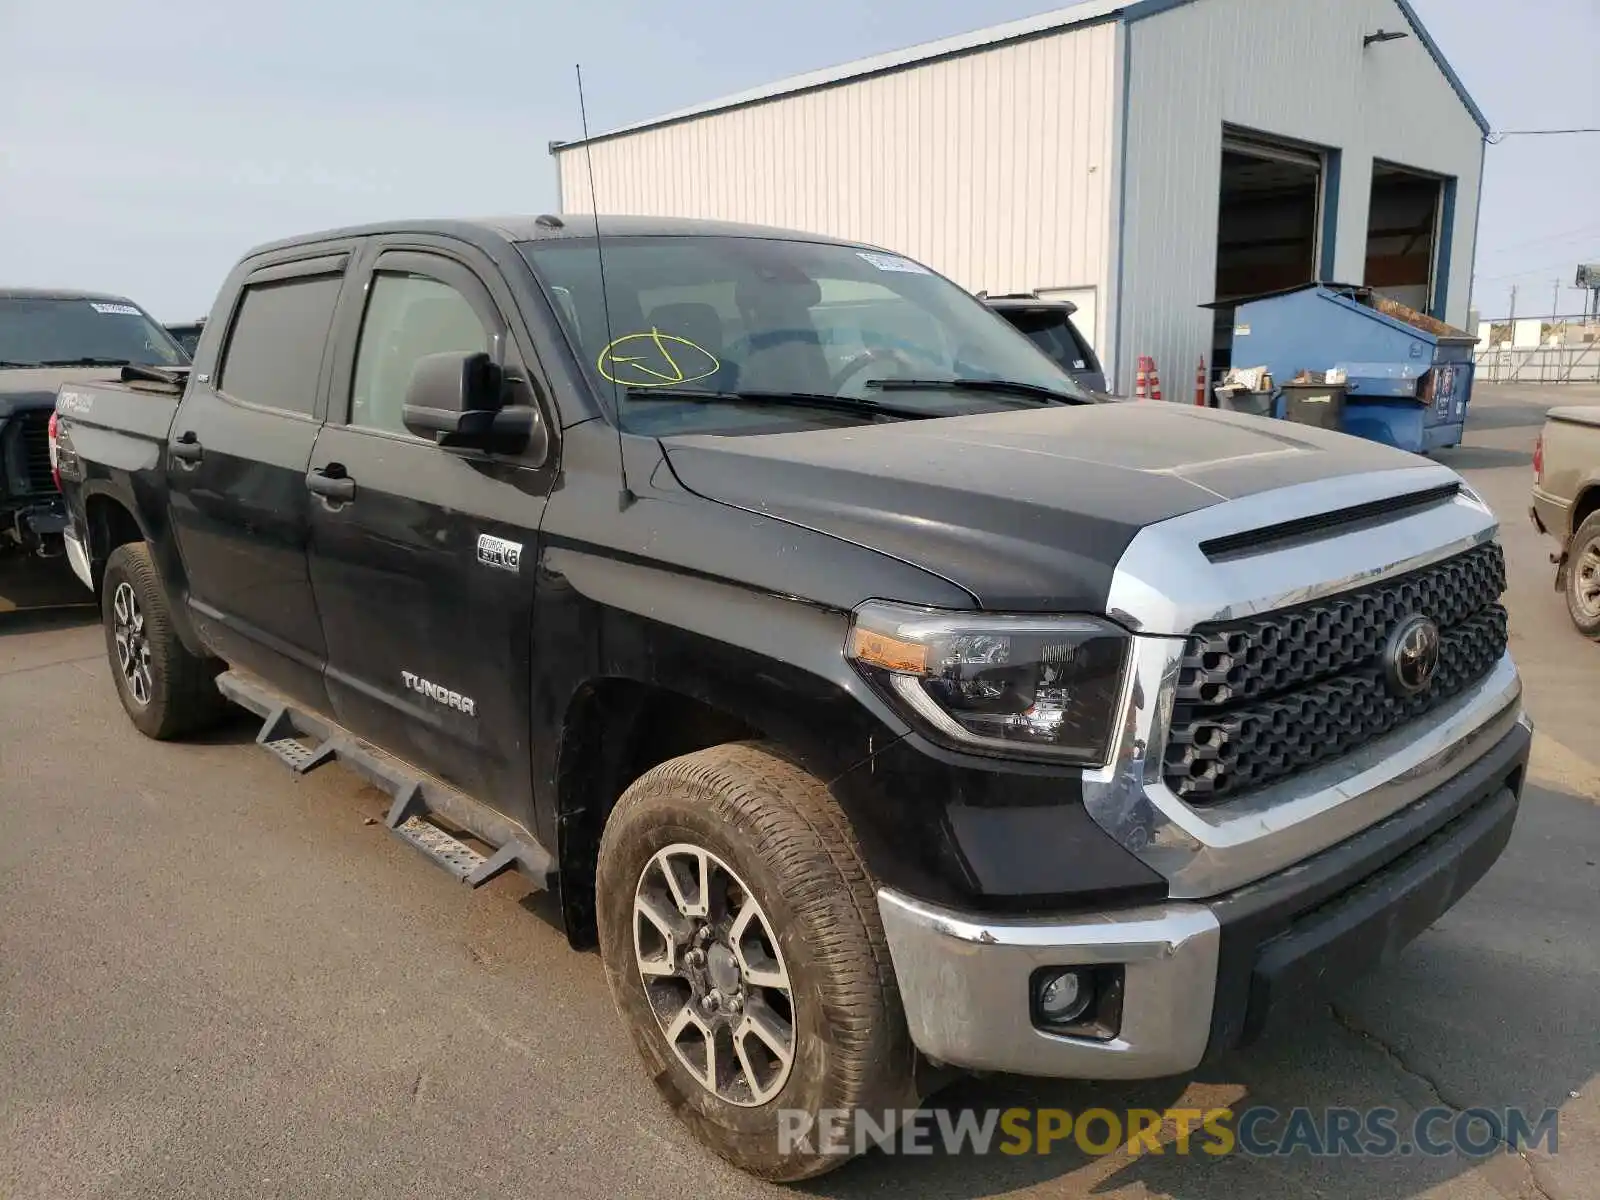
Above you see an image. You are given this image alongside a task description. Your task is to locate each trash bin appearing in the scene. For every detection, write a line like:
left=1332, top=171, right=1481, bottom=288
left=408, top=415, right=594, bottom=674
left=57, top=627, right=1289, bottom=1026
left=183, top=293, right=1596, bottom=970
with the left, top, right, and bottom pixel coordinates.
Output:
left=1217, top=283, right=1478, bottom=453
left=1280, top=382, right=1346, bottom=430
left=1214, top=386, right=1275, bottom=417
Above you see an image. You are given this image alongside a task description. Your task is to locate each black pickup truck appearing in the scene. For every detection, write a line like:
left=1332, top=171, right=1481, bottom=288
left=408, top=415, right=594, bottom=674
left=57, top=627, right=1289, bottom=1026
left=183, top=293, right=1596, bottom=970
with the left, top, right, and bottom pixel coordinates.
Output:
left=1, top=288, right=187, bottom=562
left=53, top=215, right=1529, bottom=1180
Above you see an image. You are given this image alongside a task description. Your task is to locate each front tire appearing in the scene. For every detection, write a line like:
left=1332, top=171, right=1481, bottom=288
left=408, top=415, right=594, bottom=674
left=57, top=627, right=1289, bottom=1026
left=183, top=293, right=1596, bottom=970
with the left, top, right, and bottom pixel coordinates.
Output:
left=1564, top=513, right=1600, bottom=639
left=596, top=742, right=917, bottom=1181
left=101, top=542, right=227, bottom=739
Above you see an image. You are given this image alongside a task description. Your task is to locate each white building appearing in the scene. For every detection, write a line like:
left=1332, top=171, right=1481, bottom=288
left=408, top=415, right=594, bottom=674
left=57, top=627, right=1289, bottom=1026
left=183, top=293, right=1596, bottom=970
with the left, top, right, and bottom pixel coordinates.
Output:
left=553, top=0, right=1487, bottom=393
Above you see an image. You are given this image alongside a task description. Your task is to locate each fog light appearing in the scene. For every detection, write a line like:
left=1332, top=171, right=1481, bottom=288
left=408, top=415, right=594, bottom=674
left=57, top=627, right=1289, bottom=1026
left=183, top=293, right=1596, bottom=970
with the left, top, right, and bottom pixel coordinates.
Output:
left=1036, top=968, right=1093, bottom=1025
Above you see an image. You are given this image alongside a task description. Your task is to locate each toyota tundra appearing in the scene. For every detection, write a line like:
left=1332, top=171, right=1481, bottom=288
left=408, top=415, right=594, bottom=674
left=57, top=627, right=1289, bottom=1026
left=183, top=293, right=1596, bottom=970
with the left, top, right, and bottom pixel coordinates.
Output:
left=52, top=215, right=1528, bottom=1180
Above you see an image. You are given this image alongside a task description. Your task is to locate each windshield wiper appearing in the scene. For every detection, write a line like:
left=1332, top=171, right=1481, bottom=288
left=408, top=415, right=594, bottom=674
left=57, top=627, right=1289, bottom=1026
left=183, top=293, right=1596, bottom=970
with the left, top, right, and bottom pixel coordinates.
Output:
left=622, top=387, right=937, bottom=421
left=866, top=377, right=1088, bottom=406
left=35, top=357, right=132, bottom=367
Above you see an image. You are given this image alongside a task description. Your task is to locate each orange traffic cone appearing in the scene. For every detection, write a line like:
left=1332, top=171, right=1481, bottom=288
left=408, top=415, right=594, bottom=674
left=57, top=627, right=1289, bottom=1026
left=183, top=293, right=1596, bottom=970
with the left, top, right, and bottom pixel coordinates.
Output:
left=1148, top=357, right=1163, bottom=403
left=1194, top=356, right=1208, bottom=406
left=1134, top=356, right=1150, bottom=401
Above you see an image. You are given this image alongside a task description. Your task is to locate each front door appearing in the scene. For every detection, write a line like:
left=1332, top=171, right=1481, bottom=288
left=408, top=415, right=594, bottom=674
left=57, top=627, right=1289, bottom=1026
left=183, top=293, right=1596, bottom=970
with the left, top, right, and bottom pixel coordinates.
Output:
left=305, top=245, right=555, bottom=826
left=167, top=252, right=351, bottom=710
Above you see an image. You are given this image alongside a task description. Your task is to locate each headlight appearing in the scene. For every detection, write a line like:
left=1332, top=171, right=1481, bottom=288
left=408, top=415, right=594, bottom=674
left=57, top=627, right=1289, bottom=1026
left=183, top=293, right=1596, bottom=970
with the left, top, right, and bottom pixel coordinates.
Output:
left=845, top=601, right=1130, bottom=766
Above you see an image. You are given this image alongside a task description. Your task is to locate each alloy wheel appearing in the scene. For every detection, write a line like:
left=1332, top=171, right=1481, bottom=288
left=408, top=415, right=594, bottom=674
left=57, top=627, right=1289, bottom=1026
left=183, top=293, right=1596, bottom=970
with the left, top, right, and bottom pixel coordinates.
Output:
left=112, top=581, right=153, bottom=707
left=632, top=842, right=796, bottom=1107
left=1577, top=540, right=1600, bottom=620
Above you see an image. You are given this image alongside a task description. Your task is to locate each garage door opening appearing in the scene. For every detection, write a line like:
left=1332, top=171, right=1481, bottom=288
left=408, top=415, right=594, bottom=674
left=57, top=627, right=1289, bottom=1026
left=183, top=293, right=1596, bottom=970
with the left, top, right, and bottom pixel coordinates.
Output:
left=1366, top=162, right=1445, bottom=315
left=1212, top=132, right=1325, bottom=372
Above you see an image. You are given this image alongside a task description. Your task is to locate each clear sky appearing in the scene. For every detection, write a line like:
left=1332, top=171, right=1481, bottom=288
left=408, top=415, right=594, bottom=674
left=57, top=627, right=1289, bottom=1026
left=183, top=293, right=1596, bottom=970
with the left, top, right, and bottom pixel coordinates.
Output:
left=1, top=0, right=1593, bottom=322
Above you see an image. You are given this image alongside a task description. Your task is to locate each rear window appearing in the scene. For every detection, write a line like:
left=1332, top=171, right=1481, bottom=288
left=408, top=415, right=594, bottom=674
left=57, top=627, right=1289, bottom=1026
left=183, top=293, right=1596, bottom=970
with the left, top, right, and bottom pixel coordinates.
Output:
left=218, top=274, right=343, bottom=415
left=1004, top=308, right=1095, bottom=372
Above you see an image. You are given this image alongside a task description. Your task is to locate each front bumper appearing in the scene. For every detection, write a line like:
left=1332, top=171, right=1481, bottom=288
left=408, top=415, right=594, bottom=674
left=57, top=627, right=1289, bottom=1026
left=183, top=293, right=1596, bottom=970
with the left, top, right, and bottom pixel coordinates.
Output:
left=878, top=712, right=1530, bottom=1079
left=3, top=496, right=65, bottom=554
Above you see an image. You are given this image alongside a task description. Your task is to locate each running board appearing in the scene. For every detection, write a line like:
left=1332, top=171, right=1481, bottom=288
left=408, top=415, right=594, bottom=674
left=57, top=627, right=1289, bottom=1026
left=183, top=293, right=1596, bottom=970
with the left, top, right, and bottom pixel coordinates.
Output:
left=217, top=671, right=555, bottom=892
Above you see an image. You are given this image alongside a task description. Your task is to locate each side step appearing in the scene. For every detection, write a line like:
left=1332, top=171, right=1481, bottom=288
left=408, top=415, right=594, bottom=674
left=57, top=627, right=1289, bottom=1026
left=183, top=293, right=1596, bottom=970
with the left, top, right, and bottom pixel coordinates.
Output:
left=218, top=671, right=555, bottom=892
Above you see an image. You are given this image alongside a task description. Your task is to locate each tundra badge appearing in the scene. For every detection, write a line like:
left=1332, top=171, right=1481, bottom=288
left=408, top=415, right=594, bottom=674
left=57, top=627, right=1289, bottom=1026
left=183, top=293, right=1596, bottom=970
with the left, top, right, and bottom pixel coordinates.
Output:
left=402, top=671, right=476, bottom=716
left=477, top=533, right=523, bottom=573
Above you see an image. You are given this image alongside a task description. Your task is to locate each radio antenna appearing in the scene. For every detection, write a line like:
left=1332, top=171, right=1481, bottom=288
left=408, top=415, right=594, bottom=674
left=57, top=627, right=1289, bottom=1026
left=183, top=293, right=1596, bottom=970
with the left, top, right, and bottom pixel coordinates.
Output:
left=576, top=63, right=633, bottom=509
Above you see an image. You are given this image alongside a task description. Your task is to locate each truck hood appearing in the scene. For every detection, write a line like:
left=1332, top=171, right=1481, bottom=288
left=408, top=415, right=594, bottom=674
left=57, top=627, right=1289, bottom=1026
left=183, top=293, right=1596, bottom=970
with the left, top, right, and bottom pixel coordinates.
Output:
left=662, top=403, right=1422, bottom=612
left=0, top=367, right=124, bottom=418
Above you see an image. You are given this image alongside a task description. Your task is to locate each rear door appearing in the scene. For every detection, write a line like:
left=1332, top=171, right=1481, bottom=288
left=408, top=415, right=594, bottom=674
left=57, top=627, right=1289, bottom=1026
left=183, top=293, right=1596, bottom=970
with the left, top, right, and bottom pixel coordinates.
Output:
left=167, top=251, right=352, bottom=710
left=306, top=241, right=557, bottom=823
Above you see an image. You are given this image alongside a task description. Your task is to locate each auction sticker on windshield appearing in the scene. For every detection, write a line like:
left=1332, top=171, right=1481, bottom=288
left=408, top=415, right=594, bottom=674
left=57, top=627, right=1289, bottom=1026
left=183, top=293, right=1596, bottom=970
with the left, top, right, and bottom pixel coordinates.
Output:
left=856, top=251, right=931, bottom=275
left=88, top=302, right=141, bottom=315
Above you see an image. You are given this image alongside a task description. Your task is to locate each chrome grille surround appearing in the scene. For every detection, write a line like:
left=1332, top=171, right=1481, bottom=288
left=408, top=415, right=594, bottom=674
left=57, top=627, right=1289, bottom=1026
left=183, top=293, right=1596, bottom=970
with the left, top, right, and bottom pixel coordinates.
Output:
left=1083, top=465, right=1525, bottom=900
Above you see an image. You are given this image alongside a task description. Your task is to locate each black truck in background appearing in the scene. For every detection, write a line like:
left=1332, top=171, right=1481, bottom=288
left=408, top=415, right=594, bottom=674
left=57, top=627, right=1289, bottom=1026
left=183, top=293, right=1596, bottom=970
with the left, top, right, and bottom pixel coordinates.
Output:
left=0, top=288, right=187, bottom=562
left=52, top=215, right=1529, bottom=1181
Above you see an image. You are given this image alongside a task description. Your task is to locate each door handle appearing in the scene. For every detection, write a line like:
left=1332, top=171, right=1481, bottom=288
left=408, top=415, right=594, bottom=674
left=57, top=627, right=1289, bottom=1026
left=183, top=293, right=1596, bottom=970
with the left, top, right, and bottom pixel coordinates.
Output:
left=306, top=467, right=356, bottom=502
left=170, top=432, right=203, bottom=463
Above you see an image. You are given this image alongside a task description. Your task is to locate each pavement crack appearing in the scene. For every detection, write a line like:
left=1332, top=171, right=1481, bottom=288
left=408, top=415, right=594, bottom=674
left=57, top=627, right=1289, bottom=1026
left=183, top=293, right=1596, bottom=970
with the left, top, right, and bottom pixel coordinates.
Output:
left=0, top=653, right=102, bottom=678
left=1330, top=1003, right=1560, bottom=1200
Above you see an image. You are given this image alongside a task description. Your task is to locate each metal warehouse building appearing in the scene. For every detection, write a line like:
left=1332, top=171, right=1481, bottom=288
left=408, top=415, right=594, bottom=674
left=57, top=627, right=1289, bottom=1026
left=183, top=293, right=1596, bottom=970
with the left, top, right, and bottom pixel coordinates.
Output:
left=553, top=0, right=1487, bottom=393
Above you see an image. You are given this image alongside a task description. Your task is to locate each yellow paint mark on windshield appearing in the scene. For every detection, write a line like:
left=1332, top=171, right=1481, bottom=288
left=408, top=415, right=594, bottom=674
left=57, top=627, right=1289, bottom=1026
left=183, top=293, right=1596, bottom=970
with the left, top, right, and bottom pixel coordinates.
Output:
left=598, top=328, right=720, bottom=388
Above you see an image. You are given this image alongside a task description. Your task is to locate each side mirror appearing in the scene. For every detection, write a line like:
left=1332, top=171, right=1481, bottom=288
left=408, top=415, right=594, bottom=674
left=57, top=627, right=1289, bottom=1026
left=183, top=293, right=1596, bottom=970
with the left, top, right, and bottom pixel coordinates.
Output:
left=402, top=351, right=500, bottom=427
left=401, top=351, right=539, bottom=455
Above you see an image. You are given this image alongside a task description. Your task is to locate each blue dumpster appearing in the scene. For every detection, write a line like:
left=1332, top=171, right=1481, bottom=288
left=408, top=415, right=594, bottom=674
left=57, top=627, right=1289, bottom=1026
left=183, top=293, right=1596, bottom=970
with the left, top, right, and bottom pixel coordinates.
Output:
left=1223, top=283, right=1478, bottom=453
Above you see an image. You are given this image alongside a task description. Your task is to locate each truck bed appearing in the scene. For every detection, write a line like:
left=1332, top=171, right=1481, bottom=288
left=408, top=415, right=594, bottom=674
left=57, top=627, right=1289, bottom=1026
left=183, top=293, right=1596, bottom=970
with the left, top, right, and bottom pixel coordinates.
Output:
left=52, top=369, right=188, bottom=604
left=56, top=370, right=185, bottom=443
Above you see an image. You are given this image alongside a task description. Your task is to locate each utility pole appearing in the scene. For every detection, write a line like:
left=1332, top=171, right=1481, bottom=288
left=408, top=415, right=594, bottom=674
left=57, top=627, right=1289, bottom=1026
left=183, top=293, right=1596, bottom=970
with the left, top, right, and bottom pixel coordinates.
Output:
left=1553, top=279, right=1562, bottom=321
left=1509, top=284, right=1518, bottom=323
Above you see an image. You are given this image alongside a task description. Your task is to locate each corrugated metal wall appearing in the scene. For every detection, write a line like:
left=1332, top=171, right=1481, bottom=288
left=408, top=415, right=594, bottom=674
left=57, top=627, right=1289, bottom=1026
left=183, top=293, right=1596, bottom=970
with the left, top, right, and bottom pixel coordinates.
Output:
left=1119, top=0, right=1484, bottom=395
left=557, top=22, right=1120, bottom=353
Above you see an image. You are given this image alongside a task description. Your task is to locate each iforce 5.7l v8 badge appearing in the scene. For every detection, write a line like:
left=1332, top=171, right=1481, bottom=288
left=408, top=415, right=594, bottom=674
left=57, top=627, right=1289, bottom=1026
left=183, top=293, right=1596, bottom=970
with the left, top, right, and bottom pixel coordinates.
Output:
left=477, top=533, right=523, bottom=573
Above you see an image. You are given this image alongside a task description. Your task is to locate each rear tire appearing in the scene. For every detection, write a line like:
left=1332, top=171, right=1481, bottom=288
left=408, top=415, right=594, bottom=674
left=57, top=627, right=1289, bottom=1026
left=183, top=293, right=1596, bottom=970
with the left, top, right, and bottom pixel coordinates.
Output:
left=1564, top=513, right=1600, bottom=640
left=596, top=741, right=918, bottom=1181
left=101, top=543, right=227, bottom=739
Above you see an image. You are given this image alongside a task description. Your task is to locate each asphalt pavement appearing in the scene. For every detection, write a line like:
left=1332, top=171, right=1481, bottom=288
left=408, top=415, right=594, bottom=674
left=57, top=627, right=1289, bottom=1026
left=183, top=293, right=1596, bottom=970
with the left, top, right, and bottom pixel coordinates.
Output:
left=2, top=383, right=1597, bottom=1199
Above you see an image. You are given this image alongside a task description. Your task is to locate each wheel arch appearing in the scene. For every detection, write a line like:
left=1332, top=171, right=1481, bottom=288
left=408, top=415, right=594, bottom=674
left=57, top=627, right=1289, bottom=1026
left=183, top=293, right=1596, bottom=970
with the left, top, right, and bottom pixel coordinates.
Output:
left=547, top=646, right=908, bottom=950
left=1570, top=482, right=1600, bottom=542
left=82, top=489, right=146, bottom=593
left=79, top=482, right=205, bottom=656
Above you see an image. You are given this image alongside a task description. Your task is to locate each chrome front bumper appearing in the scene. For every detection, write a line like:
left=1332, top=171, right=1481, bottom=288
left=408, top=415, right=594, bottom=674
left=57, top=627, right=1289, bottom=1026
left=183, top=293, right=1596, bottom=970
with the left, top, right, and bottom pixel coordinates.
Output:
left=877, top=891, right=1220, bottom=1079
left=879, top=706, right=1532, bottom=1079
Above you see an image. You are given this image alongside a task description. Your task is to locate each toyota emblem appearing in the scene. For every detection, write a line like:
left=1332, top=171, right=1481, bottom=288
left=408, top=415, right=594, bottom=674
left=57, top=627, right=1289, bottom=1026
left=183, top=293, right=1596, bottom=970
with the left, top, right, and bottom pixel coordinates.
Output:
left=1383, top=615, right=1441, bottom=697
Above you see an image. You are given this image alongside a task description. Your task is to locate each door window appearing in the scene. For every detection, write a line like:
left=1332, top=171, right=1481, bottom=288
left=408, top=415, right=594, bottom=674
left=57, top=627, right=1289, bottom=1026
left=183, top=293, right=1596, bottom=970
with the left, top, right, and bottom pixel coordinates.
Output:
left=218, top=274, right=343, bottom=415
left=350, top=273, right=491, bottom=436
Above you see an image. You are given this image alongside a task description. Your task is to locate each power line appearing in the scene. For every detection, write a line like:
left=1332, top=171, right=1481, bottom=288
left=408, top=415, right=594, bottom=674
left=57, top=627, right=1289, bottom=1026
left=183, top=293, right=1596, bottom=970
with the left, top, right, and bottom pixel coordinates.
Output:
left=1487, top=127, right=1600, bottom=143
left=1478, top=223, right=1600, bottom=257
left=1475, top=261, right=1581, bottom=284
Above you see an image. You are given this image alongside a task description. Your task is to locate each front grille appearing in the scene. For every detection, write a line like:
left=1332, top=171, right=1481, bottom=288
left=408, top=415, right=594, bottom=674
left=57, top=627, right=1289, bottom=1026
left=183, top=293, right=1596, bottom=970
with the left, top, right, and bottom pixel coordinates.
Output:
left=1164, top=544, right=1507, bottom=804
left=16, top=411, right=54, bottom=494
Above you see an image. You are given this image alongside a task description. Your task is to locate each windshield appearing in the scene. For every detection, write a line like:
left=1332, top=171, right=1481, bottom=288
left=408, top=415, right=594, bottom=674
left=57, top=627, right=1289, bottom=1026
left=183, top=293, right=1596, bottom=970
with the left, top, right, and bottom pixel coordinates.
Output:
left=0, top=297, right=188, bottom=368
left=520, top=236, right=1087, bottom=434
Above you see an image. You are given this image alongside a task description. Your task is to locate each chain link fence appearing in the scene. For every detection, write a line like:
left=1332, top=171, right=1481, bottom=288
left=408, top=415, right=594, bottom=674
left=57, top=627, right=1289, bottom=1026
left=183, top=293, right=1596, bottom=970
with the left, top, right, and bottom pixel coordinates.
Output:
left=1473, top=314, right=1600, bottom=383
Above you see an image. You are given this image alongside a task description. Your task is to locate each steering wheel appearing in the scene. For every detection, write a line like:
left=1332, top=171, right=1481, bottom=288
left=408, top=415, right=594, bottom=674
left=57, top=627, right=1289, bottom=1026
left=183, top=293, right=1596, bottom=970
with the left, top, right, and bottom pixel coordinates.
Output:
left=830, top=345, right=919, bottom=395
left=720, top=327, right=820, bottom=365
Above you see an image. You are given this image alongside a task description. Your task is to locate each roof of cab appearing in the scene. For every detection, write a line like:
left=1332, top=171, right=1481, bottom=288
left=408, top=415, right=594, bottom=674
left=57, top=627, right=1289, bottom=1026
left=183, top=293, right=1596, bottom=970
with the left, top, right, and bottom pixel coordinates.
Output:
left=245, top=214, right=872, bottom=259
left=0, top=286, right=139, bottom=304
